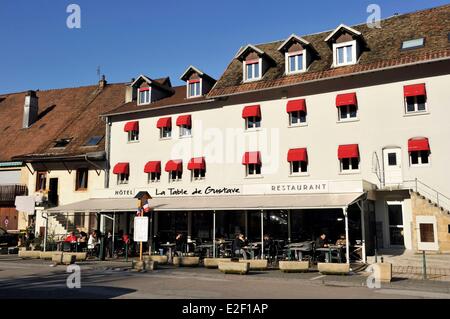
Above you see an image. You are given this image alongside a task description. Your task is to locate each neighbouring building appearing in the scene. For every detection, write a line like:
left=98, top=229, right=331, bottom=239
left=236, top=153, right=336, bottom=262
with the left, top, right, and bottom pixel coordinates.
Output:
left=43, top=5, right=450, bottom=259
left=0, top=77, right=125, bottom=239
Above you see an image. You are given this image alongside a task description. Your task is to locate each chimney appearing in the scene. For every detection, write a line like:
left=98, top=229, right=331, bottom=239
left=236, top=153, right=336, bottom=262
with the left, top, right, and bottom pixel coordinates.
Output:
left=98, top=74, right=107, bottom=90
left=23, top=90, right=39, bottom=128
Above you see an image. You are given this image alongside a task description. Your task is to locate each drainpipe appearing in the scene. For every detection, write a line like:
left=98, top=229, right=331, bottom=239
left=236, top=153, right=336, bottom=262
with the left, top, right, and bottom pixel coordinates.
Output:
left=104, top=116, right=112, bottom=188
left=343, top=207, right=350, bottom=266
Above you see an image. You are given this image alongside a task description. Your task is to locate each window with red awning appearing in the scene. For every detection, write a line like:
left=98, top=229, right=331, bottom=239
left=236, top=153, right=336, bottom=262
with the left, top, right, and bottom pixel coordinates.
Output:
left=336, top=93, right=357, bottom=107
left=286, top=99, right=306, bottom=113
left=165, top=160, right=183, bottom=172
left=242, top=152, right=261, bottom=165
left=144, top=161, right=161, bottom=173
left=187, top=157, right=206, bottom=170
left=113, top=162, right=129, bottom=174
left=404, top=84, right=426, bottom=97
left=287, top=148, right=308, bottom=162
left=338, top=144, right=359, bottom=159
left=156, top=117, right=172, bottom=128
left=408, top=138, right=430, bottom=152
left=176, top=115, right=192, bottom=127
left=242, top=105, right=261, bottom=118
left=124, top=121, right=139, bottom=132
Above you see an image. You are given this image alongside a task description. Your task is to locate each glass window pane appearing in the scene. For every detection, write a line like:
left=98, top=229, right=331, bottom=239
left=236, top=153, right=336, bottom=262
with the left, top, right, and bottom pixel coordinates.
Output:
left=290, top=112, right=299, bottom=124
left=337, top=47, right=344, bottom=64
left=388, top=153, right=397, bottom=166
left=299, top=111, right=306, bottom=123
left=417, top=95, right=426, bottom=111
left=292, top=161, right=300, bottom=173
left=342, top=158, right=350, bottom=170
left=247, top=64, right=253, bottom=79
left=254, top=63, right=260, bottom=78
left=340, top=106, right=348, bottom=119
left=349, top=105, right=357, bottom=118
left=346, top=45, right=353, bottom=62
left=255, top=164, right=261, bottom=174
left=300, top=161, right=307, bottom=172
left=420, top=151, right=429, bottom=164
left=289, top=56, right=296, bottom=72
left=406, top=97, right=415, bottom=112
left=297, top=54, right=303, bottom=70
left=410, top=151, right=419, bottom=164
left=351, top=157, right=359, bottom=170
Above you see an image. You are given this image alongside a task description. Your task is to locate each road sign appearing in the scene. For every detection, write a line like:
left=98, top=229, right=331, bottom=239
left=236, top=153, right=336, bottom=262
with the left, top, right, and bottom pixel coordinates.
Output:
left=133, top=216, right=148, bottom=242
left=4, top=217, right=9, bottom=226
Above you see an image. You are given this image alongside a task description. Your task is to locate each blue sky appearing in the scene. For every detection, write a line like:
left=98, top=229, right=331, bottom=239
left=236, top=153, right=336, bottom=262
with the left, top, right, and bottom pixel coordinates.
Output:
left=0, top=0, right=448, bottom=94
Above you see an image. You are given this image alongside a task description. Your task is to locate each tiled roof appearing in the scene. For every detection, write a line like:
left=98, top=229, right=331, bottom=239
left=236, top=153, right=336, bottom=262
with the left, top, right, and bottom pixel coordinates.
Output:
left=208, top=5, right=450, bottom=97
left=102, top=85, right=211, bottom=117
left=0, top=83, right=125, bottom=162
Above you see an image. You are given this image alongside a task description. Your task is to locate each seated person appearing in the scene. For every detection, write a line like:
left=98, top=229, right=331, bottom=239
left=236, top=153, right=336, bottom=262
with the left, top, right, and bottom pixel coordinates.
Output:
left=315, top=233, right=329, bottom=248
left=232, top=233, right=249, bottom=260
left=335, top=234, right=347, bottom=247
left=65, top=231, right=78, bottom=252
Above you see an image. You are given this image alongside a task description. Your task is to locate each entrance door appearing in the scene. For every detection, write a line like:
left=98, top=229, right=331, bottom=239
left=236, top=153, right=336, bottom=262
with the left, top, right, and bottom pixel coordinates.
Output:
left=383, top=147, right=403, bottom=186
left=48, top=178, right=59, bottom=207
left=387, top=202, right=404, bottom=247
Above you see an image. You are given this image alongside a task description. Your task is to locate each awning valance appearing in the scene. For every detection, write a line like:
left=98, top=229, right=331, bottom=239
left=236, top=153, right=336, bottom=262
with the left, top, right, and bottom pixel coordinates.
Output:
left=176, top=115, right=191, bottom=127
left=286, top=99, right=306, bottom=113
left=124, top=121, right=139, bottom=132
left=336, top=93, right=357, bottom=107
left=242, top=151, right=261, bottom=165
left=165, top=160, right=183, bottom=172
left=144, top=161, right=161, bottom=173
left=242, top=105, right=261, bottom=118
left=156, top=117, right=172, bottom=128
left=287, top=148, right=308, bottom=162
left=404, top=84, right=426, bottom=97
left=338, top=144, right=359, bottom=159
left=187, top=157, right=206, bottom=170
left=113, top=162, right=129, bottom=175
left=408, top=138, right=430, bottom=152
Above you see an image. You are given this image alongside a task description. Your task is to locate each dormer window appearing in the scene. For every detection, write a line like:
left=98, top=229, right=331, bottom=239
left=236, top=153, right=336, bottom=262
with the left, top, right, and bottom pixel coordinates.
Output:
left=244, top=59, right=261, bottom=81
left=287, top=52, right=305, bottom=73
left=325, top=25, right=364, bottom=68
left=138, top=88, right=150, bottom=105
left=278, top=35, right=316, bottom=76
left=181, top=66, right=216, bottom=99
left=334, top=40, right=356, bottom=67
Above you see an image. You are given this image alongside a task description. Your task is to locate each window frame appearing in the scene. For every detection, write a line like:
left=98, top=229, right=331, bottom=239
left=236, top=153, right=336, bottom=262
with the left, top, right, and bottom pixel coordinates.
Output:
left=138, top=88, right=151, bottom=105
left=404, top=95, right=427, bottom=114
left=340, top=157, right=360, bottom=173
left=245, top=116, right=261, bottom=130
left=35, top=171, right=47, bottom=191
left=337, top=104, right=358, bottom=122
left=243, top=58, right=262, bottom=82
left=187, top=80, right=202, bottom=98
left=285, top=51, right=306, bottom=74
left=333, top=40, right=357, bottom=67
left=75, top=168, right=89, bottom=191
left=148, top=172, right=161, bottom=183
left=117, top=173, right=129, bottom=185
left=245, top=163, right=262, bottom=177
left=288, top=110, right=307, bottom=126
left=290, top=160, right=308, bottom=176
left=127, top=130, right=139, bottom=142
left=179, top=124, right=192, bottom=137
left=191, top=168, right=206, bottom=181
left=409, top=150, right=431, bottom=167
left=168, top=170, right=183, bottom=183
left=160, top=126, right=172, bottom=139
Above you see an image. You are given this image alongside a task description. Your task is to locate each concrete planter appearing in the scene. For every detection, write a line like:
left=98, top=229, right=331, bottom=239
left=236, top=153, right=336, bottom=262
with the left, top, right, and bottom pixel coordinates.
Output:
left=279, top=261, right=310, bottom=273
left=238, top=259, right=268, bottom=270
left=318, top=263, right=350, bottom=275
left=374, top=262, right=392, bottom=282
left=180, top=256, right=200, bottom=267
left=204, top=258, right=232, bottom=268
left=52, top=253, right=63, bottom=264
left=71, top=252, right=87, bottom=261
left=132, top=260, right=146, bottom=271
left=18, top=250, right=41, bottom=259
left=219, top=262, right=249, bottom=275
left=62, top=254, right=76, bottom=265
left=144, top=260, right=156, bottom=271
left=149, top=255, right=168, bottom=265
left=40, top=251, right=62, bottom=260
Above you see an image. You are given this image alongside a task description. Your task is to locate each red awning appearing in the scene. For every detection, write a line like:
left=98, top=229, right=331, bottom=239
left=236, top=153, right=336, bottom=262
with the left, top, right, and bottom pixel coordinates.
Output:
left=246, top=59, right=259, bottom=65
left=165, top=160, right=183, bottom=172
left=404, top=84, right=426, bottom=97
left=242, top=152, right=261, bottom=165
left=156, top=117, right=172, bottom=128
left=242, top=105, right=261, bottom=118
left=408, top=138, right=430, bottom=152
left=338, top=144, right=359, bottom=159
left=113, top=162, right=129, bottom=175
left=287, top=148, right=308, bottom=162
left=139, top=87, right=150, bottom=91
left=188, top=79, right=200, bottom=84
left=336, top=93, right=357, bottom=107
left=176, top=115, right=192, bottom=127
left=144, top=161, right=161, bottom=173
left=123, top=121, right=139, bottom=132
left=187, top=157, right=206, bottom=170
left=286, top=99, right=306, bottom=113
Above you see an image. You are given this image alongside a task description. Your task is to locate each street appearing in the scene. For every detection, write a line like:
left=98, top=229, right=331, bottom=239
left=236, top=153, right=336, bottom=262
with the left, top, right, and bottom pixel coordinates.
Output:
left=0, top=256, right=449, bottom=299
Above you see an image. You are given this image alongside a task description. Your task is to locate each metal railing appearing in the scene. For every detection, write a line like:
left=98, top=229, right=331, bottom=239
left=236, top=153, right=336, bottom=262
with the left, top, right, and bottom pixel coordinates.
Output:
left=0, top=184, right=28, bottom=202
left=403, top=178, right=450, bottom=212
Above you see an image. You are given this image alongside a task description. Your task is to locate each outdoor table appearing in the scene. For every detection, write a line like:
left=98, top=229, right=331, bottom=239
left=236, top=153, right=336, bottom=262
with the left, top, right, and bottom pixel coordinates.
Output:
left=161, top=243, right=176, bottom=263
left=316, top=246, right=343, bottom=263
left=196, top=244, right=214, bottom=257
left=285, top=242, right=314, bottom=261
left=243, top=243, right=259, bottom=259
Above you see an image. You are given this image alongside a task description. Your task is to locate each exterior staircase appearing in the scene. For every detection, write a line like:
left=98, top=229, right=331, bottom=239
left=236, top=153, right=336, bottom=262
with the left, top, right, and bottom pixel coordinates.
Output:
left=52, top=213, right=77, bottom=233
left=403, top=179, right=450, bottom=215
